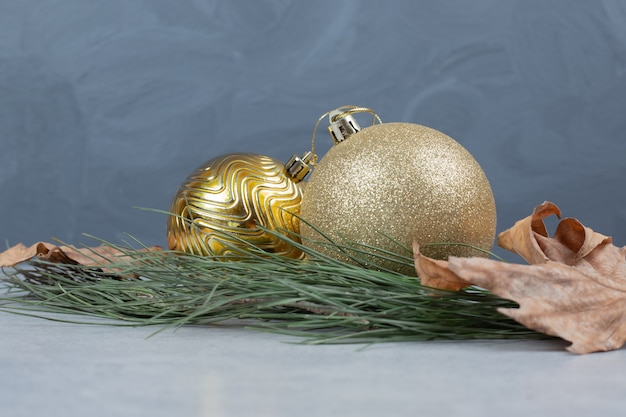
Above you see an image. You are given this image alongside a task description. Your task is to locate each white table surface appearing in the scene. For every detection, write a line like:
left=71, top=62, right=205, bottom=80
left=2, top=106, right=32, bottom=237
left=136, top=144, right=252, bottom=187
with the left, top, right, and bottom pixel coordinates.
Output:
left=1, top=307, right=625, bottom=417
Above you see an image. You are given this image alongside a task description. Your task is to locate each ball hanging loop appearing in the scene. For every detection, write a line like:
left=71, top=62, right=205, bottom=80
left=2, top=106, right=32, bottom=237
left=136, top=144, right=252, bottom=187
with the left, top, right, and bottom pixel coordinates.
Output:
left=309, top=105, right=383, bottom=164
left=328, top=110, right=362, bottom=143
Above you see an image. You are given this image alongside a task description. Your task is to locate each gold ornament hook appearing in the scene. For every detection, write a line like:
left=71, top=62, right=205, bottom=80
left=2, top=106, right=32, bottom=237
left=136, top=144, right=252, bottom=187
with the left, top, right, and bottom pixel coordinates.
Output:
left=309, top=105, right=382, bottom=166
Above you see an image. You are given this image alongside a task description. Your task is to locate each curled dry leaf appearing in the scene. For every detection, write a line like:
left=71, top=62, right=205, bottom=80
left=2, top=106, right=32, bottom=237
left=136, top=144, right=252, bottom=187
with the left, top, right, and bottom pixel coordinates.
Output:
left=498, top=201, right=613, bottom=267
left=0, top=242, right=163, bottom=276
left=414, top=201, right=626, bottom=354
left=413, top=241, right=470, bottom=291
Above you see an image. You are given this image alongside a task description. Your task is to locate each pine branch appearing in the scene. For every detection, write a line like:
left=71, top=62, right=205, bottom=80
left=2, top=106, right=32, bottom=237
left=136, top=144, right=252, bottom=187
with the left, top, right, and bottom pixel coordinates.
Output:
left=0, top=234, right=548, bottom=343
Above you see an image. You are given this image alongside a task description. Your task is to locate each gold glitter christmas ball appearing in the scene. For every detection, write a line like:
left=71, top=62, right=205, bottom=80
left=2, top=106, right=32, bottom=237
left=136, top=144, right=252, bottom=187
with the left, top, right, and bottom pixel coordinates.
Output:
left=299, top=122, right=496, bottom=275
left=167, top=153, right=308, bottom=259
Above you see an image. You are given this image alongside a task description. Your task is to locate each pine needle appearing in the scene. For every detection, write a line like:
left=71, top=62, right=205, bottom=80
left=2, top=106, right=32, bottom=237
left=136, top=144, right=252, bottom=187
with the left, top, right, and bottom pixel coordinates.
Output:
left=0, top=227, right=548, bottom=344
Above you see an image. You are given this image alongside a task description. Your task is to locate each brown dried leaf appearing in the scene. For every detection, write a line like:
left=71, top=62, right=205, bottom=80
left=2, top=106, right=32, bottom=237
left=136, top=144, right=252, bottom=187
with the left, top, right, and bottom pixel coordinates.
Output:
left=412, top=242, right=470, bottom=291
left=447, top=257, right=626, bottom=354
left=0, top=241, right=163, bottom=273
left=497, top=201, right=561, bottom=264
left=498, top=200, right=612, bottom=265
left=0, top=243, right=43, bottom=267
left=413, top=201, right=626, bottom=354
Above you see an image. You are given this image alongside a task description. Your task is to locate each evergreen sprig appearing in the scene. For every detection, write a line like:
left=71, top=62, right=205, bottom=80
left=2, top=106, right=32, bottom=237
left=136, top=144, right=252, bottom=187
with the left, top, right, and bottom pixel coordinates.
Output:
left=0, top=228, right=547, bottom=343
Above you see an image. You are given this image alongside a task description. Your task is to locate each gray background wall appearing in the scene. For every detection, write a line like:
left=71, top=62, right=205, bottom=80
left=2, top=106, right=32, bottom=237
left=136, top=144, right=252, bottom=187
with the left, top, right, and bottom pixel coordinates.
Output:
left=1, top=1, right=625, bottom=256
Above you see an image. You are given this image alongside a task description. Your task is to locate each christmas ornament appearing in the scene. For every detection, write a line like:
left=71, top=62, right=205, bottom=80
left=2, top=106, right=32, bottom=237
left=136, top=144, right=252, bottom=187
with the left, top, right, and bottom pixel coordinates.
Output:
left=6, top=201, right=623, bottom=354
left=167, top=152, right=312, bottom=259
left=299, top=106, right=497, bottom=275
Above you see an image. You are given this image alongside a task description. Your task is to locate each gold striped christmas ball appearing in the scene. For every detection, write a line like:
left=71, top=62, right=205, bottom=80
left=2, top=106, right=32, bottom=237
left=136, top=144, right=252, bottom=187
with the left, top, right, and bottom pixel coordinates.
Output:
left=167, top=153, right=305, bottom=259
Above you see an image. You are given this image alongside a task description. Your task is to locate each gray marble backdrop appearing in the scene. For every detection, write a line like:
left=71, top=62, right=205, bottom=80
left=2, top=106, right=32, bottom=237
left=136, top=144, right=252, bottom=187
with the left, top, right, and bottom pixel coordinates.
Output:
left=1, top=1, right=625, bottom=257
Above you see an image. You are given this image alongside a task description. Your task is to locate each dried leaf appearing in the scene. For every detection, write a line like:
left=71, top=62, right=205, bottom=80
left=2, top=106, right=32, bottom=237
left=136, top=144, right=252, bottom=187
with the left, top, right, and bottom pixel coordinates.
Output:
left=0, top=241, right=163, bottom=272
left=413, top=201, right=626, bottom=354
left=498, top=200, right=612, bottom=266
left=0, top=243, right=42, bottom=267
left=446, top=257, right=626, bottom=354
left=412, top=242, right=470, bottom=291
left=497, top=201, right=561, bottom=264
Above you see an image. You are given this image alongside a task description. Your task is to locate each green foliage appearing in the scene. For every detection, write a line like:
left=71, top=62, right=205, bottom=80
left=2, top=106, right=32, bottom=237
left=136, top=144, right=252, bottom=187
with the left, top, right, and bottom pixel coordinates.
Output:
left=0, top=229, right=546, bottom=343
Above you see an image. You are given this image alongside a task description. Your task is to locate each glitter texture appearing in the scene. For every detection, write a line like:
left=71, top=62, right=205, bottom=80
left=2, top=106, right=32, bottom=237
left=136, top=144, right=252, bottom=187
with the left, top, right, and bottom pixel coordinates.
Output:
left=300, top=123, right=497, bottom=275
